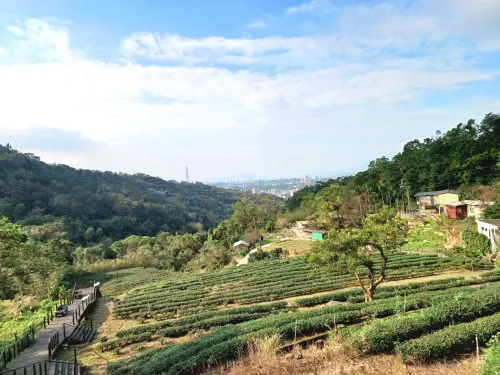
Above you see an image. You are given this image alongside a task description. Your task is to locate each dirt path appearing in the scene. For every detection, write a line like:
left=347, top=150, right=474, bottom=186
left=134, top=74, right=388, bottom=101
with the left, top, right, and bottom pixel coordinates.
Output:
left=279, top=269, right=489, bottom=304
left=236, top=245, right=271, bottom=266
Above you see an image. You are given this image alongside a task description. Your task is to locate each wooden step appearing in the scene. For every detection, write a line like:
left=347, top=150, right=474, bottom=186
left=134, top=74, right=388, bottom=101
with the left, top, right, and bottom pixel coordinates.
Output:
left=67, top=326, right=94, bottom=344
left=50, top=360, right=80, bottom=375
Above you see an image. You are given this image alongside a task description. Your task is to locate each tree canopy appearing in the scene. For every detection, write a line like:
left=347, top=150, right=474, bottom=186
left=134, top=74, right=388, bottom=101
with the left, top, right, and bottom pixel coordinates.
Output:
left=0, top=217, right=65, bottom=299
left=288, top=113, right=500, bottom=219
left=309, top=209, right=409, bottom=301
left=0, top=144, right=256, bottom=245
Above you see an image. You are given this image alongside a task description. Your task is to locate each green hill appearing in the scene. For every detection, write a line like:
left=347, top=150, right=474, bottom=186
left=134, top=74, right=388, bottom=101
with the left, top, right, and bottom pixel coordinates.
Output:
left=0, top=144, right=240, bottom=245
left=287, top=113, right=500, bottom=214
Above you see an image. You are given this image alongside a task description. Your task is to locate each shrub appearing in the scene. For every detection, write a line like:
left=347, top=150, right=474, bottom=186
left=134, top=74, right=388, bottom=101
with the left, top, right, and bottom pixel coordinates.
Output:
left=248, top=250, right=269, bottom=262
left=349, top=285, right=500, bottom=353
left=398, top=312, right=500, bottom=362
left=483, top=202, right=500, bottom=219
left=462, top=228, right=490, bottom=256
left=483, top=333, right=500, bottom=375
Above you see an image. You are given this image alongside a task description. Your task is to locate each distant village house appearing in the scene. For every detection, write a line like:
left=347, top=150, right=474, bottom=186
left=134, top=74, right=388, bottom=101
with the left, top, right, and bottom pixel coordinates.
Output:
left=445, top=200, right=494, bottom=220
left=301, top=228, right=327, bottom=240
left=233, top=240, right=249, bottom=251
left=414, top=189, right=460, bottom=215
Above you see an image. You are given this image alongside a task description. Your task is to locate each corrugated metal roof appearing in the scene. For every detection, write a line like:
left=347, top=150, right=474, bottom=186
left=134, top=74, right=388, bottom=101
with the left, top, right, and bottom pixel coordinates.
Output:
left=446, top=200, right=494, bottom=207
left=414, top=189, right=460, bottom=197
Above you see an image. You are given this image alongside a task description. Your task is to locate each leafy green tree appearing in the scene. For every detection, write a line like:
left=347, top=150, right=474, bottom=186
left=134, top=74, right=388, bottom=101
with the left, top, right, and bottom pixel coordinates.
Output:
left=193, top=241, right=231, bottom=271
left=0, top=216, right=64, bottom=299
left=483, top=203, right=500, bottom=219
left=309, top=209, right=408, bottom=301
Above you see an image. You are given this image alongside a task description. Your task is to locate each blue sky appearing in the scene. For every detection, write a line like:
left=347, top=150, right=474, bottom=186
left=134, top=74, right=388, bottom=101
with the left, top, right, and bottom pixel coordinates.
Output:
left=0, top=0, right=499, bottom=181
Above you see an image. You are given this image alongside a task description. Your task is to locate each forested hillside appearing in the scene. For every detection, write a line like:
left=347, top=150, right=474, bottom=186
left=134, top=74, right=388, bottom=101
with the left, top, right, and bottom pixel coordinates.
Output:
left=287, top=113, right=500, bottom=215
left=0, top=144, right=241, bottom=245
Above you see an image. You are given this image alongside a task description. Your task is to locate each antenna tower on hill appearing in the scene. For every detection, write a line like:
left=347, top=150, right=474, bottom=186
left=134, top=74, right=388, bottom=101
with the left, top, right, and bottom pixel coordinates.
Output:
left=186, top=166, right=189, bottom=183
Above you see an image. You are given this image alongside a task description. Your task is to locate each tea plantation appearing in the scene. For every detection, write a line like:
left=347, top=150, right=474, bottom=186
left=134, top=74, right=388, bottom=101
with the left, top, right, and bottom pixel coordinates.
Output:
left=80, top=251, right=500, bottom=375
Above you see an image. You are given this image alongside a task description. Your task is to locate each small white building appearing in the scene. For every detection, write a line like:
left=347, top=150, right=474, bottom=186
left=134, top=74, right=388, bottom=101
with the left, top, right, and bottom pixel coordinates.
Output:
left=233, top=240, right=250, bottom=251
left=477, top=219, right=500, bottom=252
left=463, top=200, right=495, bottom=218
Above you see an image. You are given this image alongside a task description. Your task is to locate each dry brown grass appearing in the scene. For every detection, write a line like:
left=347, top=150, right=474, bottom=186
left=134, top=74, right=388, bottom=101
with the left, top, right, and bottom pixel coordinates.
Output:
left=268, top=240, right=313, bottom=257
left=207, top=339, right=481, bottom=375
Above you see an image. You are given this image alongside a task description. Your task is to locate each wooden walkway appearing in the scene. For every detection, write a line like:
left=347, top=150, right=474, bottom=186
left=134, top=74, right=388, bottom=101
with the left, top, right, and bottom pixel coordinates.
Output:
left=5, top=287, right=95, bottom=372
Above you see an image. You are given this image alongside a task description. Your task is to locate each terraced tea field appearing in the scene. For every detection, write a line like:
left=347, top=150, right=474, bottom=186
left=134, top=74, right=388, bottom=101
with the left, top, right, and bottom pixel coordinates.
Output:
left=111, top=252, right=483, bottom=319
left=78, top=252, right=498, bottom=375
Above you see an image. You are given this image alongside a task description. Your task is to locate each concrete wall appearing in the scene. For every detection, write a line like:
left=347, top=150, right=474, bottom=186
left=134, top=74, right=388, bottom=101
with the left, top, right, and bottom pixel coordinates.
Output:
left=436, top=193, right=460, bottom=205
left=477, top=221, right=499, bottom=251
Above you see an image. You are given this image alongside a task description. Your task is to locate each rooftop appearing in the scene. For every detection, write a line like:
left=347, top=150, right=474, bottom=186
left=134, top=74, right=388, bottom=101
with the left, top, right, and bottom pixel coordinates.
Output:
left=477, top=219, right=500, bottom=227
left=414, top=189, right=460, bottom=197
left=446, top=200, right=495, bottom=207
left=302, top=228, right=328, bottom=234
left=233, top=240, right=249, bottom=247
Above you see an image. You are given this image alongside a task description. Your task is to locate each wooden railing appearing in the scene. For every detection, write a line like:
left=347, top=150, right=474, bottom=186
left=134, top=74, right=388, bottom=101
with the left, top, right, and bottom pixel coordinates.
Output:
left=71, top=286, right=99, bottom=326
left=0, top=327, right=35, bottom=372
left=0, top=284, right=85, bottom=371
left=0, top=302, right=59, bottom=372
left=0, top=359, right=80, bottom=375
left=49, top=287, right=100, bottom=360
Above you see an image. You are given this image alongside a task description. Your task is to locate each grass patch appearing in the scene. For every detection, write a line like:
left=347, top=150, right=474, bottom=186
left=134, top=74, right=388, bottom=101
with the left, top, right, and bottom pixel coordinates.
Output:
left=483, top=333, right=500, bottom=375
left=402, top=223, right=447, bottom=253
left=0, top=298, right=57, bottom=348
left=267, top=240, right=312, bottom=257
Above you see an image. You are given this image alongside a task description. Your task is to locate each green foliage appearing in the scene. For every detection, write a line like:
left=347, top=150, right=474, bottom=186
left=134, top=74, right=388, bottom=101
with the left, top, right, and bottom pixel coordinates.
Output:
left=0, top=144, right=251, bottom=245
left=483, top=333, right=500, bottom=375
left=398, top=312, right=500, bottom=362
left=462, top=228, right=491, bottom=256
left=191, top=241, right=232, bottom=271
left=212, top=198, right=281, bottom=248
left=108, top=283, right=500, bottom=375
left=109, top=251, right=486, bottom=319
left=483, top=202, right=500, bottom=219
left=295, top=274, right=500, bottom=307
left=309, top=209, right=409, bottom=301
left=248, top=250, right=269, bottom=262
left=0, top=298, right=57, bottom=348
left=248, top=248, right=288, bottom=262
left=348, top=285, right=500, bottom=354
left=288, top=114, right=500, bottom=213
left=0, top=217, right=66, bottom=299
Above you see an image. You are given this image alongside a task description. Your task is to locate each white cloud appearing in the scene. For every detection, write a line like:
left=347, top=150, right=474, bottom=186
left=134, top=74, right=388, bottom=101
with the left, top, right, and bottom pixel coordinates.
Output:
left=119, top=33, right=302, bottom=64
left=1, top=2, right=499, bottom=180
left=5, top=18, right=77, bottom=62
left=286, top=0, right=335, bottom=15
left=246, top=21, right=267, bottom=29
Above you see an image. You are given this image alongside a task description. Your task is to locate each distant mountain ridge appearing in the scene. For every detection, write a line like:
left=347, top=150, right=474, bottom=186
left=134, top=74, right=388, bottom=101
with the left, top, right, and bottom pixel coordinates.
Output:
left=0, top=144, right=242, bottom=244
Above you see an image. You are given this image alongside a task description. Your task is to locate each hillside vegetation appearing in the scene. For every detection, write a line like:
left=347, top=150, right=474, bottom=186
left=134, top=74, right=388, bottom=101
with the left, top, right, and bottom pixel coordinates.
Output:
left=286, top=113, right=500, bottom=228
left=0, top=143, right=244, bottom=245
